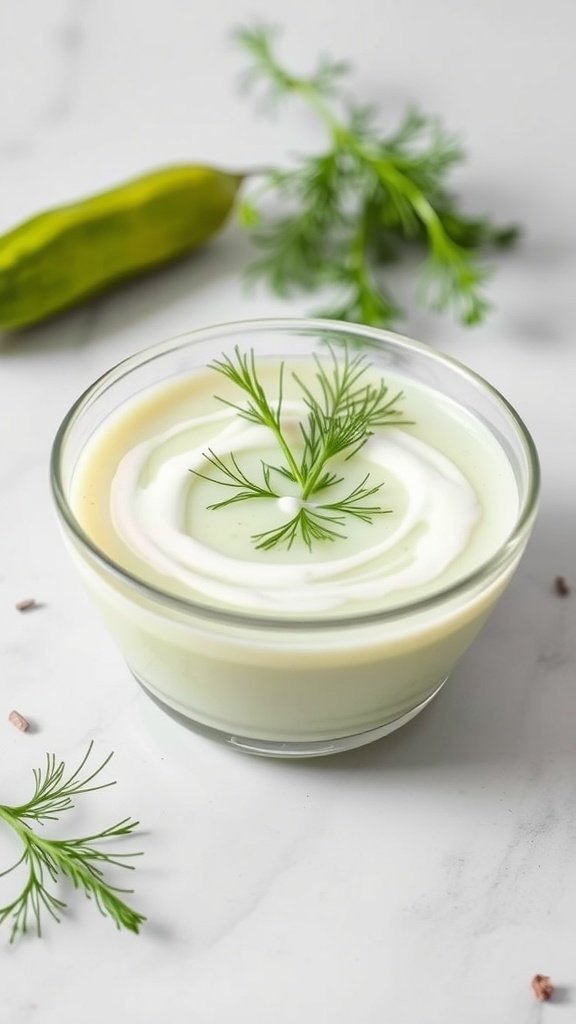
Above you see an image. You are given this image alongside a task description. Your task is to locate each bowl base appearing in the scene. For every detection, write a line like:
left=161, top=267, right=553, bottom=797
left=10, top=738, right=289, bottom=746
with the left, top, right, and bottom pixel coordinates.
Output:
left=132, top=672, right=448, bottom=758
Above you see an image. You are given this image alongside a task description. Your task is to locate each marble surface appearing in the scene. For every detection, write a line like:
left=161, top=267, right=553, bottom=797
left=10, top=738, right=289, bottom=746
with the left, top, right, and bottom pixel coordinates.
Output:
left=1, top=1, right=575, bottom=1020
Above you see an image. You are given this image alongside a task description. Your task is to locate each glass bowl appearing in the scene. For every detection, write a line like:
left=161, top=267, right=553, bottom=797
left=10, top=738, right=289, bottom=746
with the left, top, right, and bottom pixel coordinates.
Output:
left=50, top=319, right=540, bottom=757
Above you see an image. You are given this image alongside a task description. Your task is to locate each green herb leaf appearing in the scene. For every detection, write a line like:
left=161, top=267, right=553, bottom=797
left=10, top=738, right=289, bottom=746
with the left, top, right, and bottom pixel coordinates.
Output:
left=0, top=743, right=145, bottom=942
left=235, top=24, right=518, bottom=328
left=192, top=346, right=408, bottom=551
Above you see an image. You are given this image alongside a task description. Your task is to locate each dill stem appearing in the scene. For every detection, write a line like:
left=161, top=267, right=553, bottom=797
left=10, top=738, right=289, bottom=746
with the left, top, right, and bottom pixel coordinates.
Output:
left=374, top=157, right=456, bottom=257
left=0, top=804, right=22, bottom=837
left=257, top=366, right=304, bottom=488
left=266, top=414, right=305, bottom=489
left=284, top=71, right=465, bottom=284
left=301, top=463, right=327, bottom=500
left=293, top=80, right=342, bottom=137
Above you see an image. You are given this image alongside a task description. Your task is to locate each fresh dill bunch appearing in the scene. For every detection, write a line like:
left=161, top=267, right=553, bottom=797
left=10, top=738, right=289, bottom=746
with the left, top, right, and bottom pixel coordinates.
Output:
left=235, top=25, right=518, bottom=328
left=192, top=346, right=408, bottom=551
left=0, top=742, right=145, bottom=942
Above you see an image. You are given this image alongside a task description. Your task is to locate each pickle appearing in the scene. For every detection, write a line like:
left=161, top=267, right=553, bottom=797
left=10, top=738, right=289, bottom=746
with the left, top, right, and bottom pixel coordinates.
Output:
left=0, top=165, right=241, bottom=330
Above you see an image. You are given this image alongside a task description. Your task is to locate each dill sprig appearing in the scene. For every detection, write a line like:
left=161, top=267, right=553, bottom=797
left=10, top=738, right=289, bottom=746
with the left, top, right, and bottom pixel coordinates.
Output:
left=192, top=346, right=408, bottom=551
left=0, top=742, right=145, bottom=942
left=235, top=25, right=518, bottom=328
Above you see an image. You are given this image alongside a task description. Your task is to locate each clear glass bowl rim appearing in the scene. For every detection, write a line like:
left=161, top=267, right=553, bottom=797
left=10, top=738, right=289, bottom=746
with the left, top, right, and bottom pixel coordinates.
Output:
left=50, top=317, right=541, bottom=632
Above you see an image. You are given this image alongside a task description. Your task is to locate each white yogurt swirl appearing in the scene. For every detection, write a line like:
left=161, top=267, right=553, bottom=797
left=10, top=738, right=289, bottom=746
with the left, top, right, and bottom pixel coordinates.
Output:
left=110, top=408, right=479, bottom=612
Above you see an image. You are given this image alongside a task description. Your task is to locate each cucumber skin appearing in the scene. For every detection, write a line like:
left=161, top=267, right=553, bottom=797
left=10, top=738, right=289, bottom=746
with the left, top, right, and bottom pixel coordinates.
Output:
left=0, top=165, right=241, bottom=330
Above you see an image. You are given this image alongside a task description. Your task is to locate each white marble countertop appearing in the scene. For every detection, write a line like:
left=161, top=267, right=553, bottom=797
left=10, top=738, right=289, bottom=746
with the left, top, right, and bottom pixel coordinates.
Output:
left=1, top=1, right=575, bottom=1020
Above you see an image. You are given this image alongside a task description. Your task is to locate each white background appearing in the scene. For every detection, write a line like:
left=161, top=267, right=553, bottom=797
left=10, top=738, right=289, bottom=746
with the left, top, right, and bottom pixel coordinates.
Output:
left=1, top=1, right=575, bottom=1021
